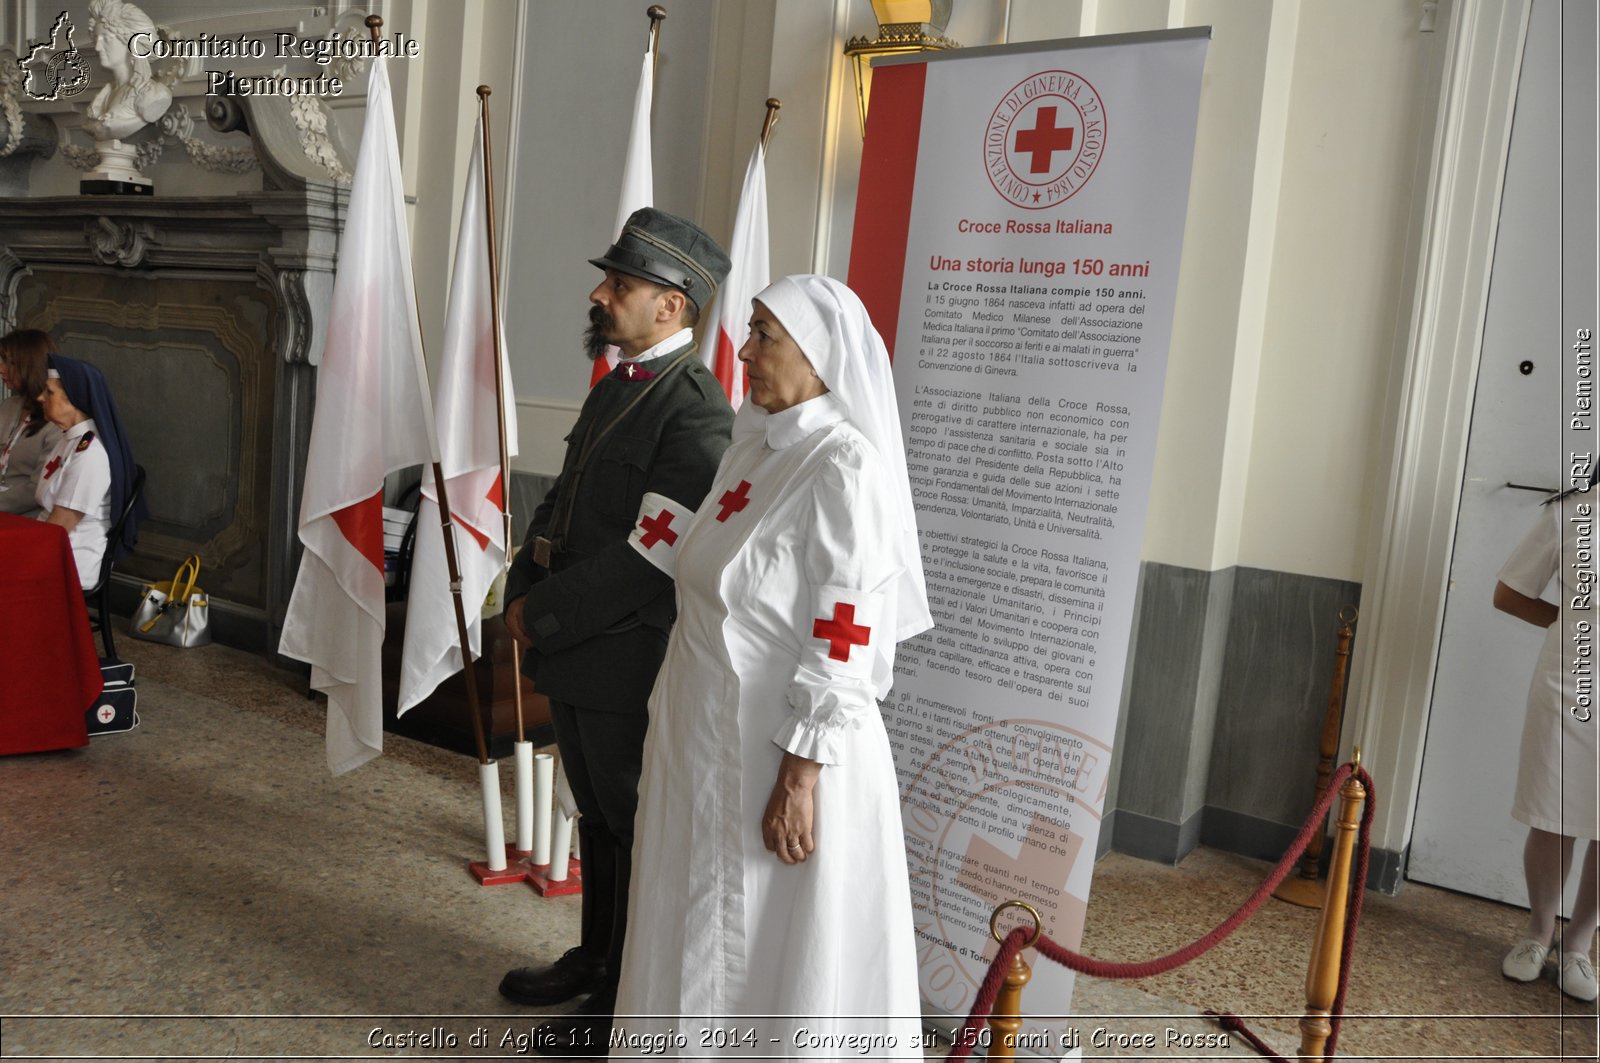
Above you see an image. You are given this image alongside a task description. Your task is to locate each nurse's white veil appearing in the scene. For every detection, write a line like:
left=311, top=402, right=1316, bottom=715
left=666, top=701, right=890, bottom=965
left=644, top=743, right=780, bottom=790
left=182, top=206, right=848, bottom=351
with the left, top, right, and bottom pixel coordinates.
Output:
left=732, top=274, right=933, bottom=646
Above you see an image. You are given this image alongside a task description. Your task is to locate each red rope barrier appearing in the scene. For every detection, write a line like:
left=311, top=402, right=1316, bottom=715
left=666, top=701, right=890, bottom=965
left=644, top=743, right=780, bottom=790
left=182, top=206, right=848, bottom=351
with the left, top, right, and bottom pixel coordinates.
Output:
left=946, top=764, right=1375, bottom=1060
left=1204, top=1011, right=1289, bottom=1063
left=948, top=926, right=1028, bottom=1061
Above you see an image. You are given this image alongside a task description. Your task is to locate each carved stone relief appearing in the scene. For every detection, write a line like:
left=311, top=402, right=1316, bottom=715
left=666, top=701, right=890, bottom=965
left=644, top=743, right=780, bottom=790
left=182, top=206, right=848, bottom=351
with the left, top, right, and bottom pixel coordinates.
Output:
left=85, top=216, right=159, bottom=267
left=290, top=96, right=350, bottom=183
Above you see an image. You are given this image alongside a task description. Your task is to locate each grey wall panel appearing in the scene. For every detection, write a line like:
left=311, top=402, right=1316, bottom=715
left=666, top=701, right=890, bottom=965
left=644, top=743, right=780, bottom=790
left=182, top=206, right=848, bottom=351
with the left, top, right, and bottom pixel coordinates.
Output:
left=1107, top=807, right=1204, bottom=867
left=1206, top=566, right=1362, bottom=824
left=1102, top=560, right=1147, bottom=827
left=1100, top=562, right=1360, bottom=870
left=1186, top=565, right=1235, bottom=814
left=1114, top=562, right=1230, bottom=828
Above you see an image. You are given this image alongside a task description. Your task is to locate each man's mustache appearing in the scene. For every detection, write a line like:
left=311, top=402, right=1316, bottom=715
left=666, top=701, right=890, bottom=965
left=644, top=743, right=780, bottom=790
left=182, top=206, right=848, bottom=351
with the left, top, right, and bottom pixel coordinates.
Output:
left=584, top=305, right=614, bottom=361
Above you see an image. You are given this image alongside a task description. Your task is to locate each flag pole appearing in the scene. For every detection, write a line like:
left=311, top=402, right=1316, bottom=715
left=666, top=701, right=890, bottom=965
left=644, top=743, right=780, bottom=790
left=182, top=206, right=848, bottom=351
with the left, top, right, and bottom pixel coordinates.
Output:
left=760, top=97, right=781, bottom=150
left=368, top=13, right=492, bottom=770
left=475, top=84, right=553, bottom=874
left=475, top=85, right=523, bottom=749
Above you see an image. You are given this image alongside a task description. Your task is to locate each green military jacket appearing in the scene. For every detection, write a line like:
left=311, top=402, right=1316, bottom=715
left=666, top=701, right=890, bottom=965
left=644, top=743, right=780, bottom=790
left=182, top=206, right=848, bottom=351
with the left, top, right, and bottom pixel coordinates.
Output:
left=506, top=345, right=733, bottom=712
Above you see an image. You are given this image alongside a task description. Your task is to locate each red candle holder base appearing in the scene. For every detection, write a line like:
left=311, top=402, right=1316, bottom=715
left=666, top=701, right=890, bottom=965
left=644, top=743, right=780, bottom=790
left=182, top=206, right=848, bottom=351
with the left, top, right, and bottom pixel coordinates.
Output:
left=527, top=856, right=583, bottom=897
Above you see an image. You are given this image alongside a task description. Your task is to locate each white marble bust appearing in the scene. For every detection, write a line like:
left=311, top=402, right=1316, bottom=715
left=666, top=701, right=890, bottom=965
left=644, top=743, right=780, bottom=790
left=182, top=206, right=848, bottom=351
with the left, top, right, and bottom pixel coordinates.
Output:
left=81, top=0, right=171, bottom=143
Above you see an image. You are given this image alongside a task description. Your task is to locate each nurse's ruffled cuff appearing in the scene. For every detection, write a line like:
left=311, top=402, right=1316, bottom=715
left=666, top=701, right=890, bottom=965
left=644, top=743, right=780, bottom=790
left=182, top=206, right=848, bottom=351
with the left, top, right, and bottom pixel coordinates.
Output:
left=773, top=686, right=872, bottom=766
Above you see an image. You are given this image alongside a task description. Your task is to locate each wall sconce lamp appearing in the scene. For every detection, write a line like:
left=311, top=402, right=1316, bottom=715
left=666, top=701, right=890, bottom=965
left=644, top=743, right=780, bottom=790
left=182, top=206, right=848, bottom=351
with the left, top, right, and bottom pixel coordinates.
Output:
left=843, top=0, right=959, bottom=135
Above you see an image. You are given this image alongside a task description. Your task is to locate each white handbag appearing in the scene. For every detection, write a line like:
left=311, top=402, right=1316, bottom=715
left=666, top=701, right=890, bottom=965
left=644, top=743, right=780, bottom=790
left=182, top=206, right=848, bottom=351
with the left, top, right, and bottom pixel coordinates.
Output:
left=130, top=555, right=213, bottom=648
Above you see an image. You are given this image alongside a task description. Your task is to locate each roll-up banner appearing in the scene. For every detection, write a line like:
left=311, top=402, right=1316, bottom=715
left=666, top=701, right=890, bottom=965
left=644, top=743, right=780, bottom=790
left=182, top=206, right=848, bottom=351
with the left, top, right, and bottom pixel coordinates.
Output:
left=848, top=29, right=1209, bottom=1052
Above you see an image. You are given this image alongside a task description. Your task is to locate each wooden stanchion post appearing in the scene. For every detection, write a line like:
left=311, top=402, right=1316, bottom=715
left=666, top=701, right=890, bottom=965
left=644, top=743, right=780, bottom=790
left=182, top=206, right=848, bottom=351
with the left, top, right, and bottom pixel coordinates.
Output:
left=987, top=948, right=1033, bottom=1061
left=1277, top=606, right=1358, bottom=908
left=1298, top=764, right=1365, bottom=1061
left=985, top=901, right=1041, bottom=1061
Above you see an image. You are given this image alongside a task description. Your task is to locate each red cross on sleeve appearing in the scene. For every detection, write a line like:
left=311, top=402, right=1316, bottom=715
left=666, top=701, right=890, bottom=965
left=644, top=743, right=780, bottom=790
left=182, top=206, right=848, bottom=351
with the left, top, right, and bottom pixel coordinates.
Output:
left=637, top=509, right=679, bottom=549
left=812, top=602, right=873, bottom=662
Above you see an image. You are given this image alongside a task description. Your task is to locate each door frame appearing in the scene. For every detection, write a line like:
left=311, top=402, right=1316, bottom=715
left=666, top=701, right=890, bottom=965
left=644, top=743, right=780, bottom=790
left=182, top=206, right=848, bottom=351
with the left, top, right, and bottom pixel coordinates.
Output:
left=1343, top=0, right=1532, bottom=860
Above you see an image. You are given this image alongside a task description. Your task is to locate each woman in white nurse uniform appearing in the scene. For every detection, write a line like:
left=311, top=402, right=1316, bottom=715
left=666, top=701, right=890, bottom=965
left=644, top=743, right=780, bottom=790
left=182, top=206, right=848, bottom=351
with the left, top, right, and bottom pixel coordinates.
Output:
left=32, top=353, right=143, bottom=591
left=615, top=276, right=932, bottom=1056
left=1494, top=481, right=1600, bottom=1002
left=35, top=366, right=114, bottom=589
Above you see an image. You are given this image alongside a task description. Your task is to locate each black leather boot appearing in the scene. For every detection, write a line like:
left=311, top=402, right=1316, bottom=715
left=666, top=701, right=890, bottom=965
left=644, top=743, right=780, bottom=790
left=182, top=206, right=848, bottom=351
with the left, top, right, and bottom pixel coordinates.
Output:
left=529, top=986, right=617, bottom=1058
left=498, top=823, right=614, bottom=1007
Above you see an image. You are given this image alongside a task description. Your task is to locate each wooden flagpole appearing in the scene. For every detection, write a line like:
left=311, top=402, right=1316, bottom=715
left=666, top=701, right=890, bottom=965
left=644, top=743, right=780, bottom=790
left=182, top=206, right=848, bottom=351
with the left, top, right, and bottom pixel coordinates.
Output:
left=760, top=97, right=781, bottom=149
left=367, top=14, right=490, bottom=767
left=474, top=85, right=522, bottom=747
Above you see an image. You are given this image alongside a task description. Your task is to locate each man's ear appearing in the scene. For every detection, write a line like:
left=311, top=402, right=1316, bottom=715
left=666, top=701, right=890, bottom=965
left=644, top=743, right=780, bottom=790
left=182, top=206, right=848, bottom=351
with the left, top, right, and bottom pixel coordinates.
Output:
left=656, top=287, right=688, bottom=324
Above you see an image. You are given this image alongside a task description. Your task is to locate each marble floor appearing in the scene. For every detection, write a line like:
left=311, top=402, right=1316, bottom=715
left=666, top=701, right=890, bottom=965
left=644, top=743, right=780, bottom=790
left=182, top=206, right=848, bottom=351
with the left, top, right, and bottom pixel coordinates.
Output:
left=2, top=625, right=1596, bottom=1060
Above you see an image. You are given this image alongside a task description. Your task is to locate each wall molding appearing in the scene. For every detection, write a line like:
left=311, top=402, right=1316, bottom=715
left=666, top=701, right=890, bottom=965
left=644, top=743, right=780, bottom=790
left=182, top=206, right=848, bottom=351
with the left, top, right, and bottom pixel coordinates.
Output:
left=1101, top=803, right=1408, bottom=895
left=1344, top=0, right=1531, bottom=854
left=511, top=395, right=581, bottom=478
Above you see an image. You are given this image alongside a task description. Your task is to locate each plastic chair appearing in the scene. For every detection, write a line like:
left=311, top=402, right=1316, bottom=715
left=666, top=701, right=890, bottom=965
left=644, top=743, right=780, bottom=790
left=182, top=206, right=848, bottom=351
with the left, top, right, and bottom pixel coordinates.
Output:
left=84, top=464, right=146, bottom=662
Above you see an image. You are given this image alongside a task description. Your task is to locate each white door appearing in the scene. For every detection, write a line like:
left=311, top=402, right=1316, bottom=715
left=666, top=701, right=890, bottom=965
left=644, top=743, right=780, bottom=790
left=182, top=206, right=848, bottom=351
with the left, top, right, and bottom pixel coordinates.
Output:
left=1408, top=1, right=1577, bottom=908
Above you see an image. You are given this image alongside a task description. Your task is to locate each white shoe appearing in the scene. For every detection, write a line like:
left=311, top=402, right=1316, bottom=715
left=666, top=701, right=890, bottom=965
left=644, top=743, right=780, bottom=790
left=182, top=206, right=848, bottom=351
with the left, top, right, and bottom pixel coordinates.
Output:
left=1559, top=951, right=1598, bottom=1002
left=1502, top=937, right=1551, bottom=982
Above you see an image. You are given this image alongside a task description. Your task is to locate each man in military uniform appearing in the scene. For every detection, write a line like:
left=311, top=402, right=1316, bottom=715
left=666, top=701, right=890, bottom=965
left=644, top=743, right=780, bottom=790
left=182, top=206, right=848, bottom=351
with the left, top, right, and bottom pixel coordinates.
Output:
left=498, top=208, right=733, bottom=1046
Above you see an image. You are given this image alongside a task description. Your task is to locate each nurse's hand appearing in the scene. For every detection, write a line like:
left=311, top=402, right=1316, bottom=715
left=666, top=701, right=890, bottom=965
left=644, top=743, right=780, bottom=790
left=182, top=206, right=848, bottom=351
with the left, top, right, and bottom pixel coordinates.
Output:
left=763, top=753, right=822, bottom=864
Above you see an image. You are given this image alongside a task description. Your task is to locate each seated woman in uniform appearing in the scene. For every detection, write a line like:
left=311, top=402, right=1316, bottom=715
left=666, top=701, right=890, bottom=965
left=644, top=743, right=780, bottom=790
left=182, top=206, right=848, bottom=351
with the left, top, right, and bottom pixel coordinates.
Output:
left=35, top=355, right=144, bottom=589
left=0, top=330, right=64, bottom=515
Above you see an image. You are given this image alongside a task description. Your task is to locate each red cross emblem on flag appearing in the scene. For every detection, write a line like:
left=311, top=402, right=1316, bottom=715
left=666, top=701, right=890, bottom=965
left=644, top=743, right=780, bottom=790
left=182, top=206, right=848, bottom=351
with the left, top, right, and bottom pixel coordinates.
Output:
left=716, top=480, right=752, bottom=522
left=637, top=509, right=679, bottom=549
left=812, top=602, right=872, bottom=662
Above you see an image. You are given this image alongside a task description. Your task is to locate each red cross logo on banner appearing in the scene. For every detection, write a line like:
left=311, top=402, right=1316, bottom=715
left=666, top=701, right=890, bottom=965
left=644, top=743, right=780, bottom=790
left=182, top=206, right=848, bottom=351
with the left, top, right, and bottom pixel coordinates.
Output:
left=812, top=602, right=872, bottom=662
left=984, top=70, right=1105, bottom=209
left=637, top=509, right=679, bottom=549
left=1013, top=106, right=1075, bottom=173
left=716, top=480, right=752, bottom=522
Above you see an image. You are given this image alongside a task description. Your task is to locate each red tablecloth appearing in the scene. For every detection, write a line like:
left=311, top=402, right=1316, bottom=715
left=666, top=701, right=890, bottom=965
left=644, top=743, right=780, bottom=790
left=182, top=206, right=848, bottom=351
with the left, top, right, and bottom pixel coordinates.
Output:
left=0, top=513, right=100, bottom=753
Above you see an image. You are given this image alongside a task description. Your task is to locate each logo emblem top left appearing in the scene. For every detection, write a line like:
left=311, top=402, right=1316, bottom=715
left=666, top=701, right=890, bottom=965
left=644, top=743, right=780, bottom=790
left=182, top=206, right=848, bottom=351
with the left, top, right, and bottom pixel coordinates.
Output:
left=19, top=11, right=92, bottom=101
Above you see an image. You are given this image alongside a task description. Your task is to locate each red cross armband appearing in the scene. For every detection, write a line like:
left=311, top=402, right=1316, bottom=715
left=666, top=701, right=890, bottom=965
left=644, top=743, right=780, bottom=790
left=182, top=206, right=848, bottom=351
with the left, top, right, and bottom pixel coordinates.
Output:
left=627, top=491, right=694, bottom=578
left=804, top=585, right=885, bottom=681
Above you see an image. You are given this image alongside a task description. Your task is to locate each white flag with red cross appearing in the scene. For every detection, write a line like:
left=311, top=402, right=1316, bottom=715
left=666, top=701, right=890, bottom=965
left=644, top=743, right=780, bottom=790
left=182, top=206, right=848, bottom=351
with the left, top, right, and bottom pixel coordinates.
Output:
left=588, top=42, right=655, bottom=388
left=704, top=141, right=770, bottom=407
left=396, top=109, right=518, bottom=717
left=279, top=57, right=439, bottom=776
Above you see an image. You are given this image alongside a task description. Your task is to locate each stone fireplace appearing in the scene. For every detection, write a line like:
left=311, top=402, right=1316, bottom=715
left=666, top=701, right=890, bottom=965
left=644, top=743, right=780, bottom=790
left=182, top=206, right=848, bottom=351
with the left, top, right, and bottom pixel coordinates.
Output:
left=1, top=80, right=356, bottom=650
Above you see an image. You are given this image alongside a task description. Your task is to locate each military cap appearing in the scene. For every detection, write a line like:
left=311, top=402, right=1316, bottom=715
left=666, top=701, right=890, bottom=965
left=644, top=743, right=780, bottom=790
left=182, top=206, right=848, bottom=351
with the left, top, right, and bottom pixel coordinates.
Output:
left=589, top=207, right=731, bottom=311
